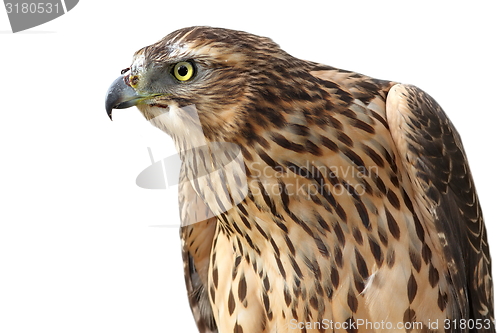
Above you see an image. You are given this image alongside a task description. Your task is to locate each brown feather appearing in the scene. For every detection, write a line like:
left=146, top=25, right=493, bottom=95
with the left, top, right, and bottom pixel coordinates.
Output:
left=112, top=26, right=494, bottom=333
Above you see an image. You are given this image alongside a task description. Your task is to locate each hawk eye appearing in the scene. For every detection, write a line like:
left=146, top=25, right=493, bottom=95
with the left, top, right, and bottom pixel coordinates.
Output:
left=173, top=61, right=195, bottom=81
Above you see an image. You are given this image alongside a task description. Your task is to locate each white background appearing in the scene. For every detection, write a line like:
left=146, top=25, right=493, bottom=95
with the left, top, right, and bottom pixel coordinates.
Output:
left=1, top=1, right=499, bottom=332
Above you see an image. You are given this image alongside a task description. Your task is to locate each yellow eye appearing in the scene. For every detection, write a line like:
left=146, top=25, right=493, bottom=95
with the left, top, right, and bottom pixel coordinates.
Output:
left=173, top=61, right=194, bottom=81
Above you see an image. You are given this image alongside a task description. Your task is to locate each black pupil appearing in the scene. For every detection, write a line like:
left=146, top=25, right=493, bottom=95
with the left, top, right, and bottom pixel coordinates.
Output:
left=178, top=65, right=189, bottom=77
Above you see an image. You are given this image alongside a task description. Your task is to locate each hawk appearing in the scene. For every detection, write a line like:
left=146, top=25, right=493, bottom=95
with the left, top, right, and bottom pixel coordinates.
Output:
left=105, top=27, right=494, bottom=333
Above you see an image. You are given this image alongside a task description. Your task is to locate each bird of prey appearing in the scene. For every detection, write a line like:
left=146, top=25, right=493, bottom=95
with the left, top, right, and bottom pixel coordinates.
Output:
left=105, top=27, right=494, bottom=333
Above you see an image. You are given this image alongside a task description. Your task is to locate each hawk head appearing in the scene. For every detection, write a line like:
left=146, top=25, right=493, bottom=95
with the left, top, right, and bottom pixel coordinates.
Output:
left=105, top=26, right=309, bottom=144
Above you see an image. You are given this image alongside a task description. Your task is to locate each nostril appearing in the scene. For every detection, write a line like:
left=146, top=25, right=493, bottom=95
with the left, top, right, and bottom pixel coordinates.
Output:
left=125, top=75, right=139, bottom=88
left=130, top=75, right=139, bottom=86
left=123, top=75, right=138, bottom=87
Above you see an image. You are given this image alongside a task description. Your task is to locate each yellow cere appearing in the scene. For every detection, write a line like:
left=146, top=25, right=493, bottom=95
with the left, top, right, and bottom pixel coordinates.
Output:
left=173, top=61, right=194, bottom=81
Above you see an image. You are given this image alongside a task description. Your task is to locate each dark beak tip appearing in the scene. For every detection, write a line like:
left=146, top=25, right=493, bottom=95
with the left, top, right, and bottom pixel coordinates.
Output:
left=105, top=74, right=139, bottom=121
left=105, top=97, right=114, bottom=121
left=105, top=76, right=124, bottom=121
left=105, top=89, right=115, bottom=121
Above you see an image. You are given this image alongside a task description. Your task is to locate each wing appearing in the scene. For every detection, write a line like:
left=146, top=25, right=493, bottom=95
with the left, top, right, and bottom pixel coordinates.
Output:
left=386, top=84, right=494, bottom=330
left=179, top=167, right=218, bottom=333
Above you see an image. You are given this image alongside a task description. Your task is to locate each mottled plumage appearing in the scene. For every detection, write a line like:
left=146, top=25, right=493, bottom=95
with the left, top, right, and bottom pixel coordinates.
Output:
left=105, top=27, right=494, bottom=333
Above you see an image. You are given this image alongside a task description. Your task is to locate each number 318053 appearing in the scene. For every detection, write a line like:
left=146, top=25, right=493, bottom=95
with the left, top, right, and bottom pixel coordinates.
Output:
left=444, top=319, right=493, bottom=330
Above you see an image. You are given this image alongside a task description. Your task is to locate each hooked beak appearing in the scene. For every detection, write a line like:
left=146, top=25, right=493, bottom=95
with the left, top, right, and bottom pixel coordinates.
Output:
left=105, top=75, right=143, bottom=120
